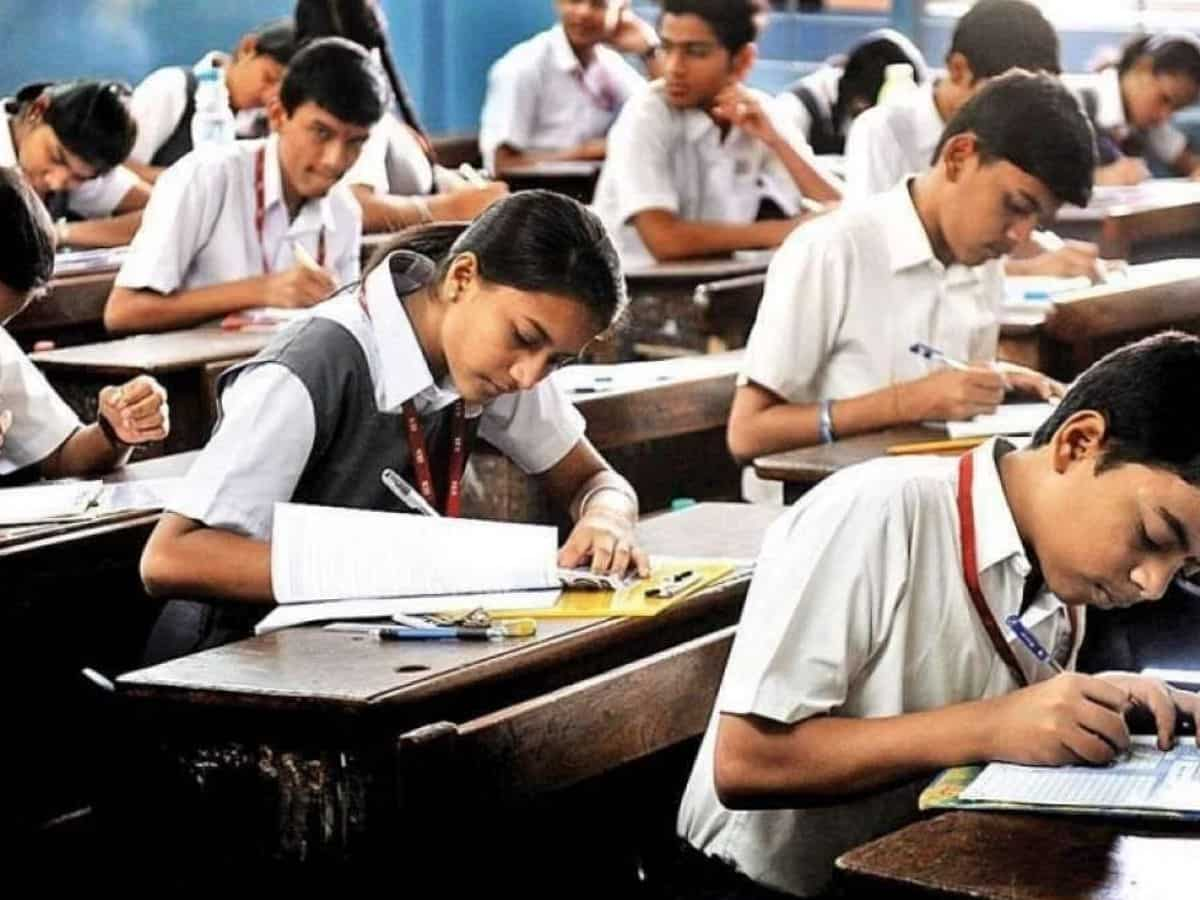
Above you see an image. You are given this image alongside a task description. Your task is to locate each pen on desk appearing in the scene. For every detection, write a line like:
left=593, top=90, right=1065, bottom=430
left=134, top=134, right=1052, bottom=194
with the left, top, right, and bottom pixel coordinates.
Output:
left=908, top=342, right=971, bottom=372
left=1005, top=614, right=1065, bottom=675
left=457, top=162, right=490, bottom=187
left=381, top=468, right=441, bottom=517
left=325, top=620, right=537, bottom=640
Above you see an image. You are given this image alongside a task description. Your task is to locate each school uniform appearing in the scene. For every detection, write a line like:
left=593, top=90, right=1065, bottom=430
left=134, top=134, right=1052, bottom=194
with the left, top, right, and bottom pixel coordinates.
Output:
left=114, top=133, right=361, bottom=298
left=1067, top=68, right=1189, bottom=167
left=168, top=249, right=586, bottom=541
left=0, top=328, right=80, bottom=477
left=479, top=24, right=645, bottom=173
left=843, top=80, right=944, bottom=201
left=592, top=81, right=818, bottom=265
left=342, top=112, right=436, bottom=197
left=742, top=178, right=1002, bottom=407
left=0, top=106, right=140, bottom=219
left=775, top=66, right=843, bottom=155
left=675, top=438, right=1082, bottom=897
left=128, top=52, right=266, bottom=169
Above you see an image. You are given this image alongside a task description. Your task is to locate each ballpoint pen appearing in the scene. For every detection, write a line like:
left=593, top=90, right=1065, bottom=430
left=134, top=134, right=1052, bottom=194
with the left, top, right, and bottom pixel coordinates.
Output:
left=909, top=342, right=971, bottom=372
left=324, top=620, right=537, bottom=641
left=381, top=468, right=440, bottom=517
left=1005, top=613, right=1064, bottom=674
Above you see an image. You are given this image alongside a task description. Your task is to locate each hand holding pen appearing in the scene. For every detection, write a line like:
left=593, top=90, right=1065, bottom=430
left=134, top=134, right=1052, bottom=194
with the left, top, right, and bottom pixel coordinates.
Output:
left=899, top=343, right=1007, bottom=422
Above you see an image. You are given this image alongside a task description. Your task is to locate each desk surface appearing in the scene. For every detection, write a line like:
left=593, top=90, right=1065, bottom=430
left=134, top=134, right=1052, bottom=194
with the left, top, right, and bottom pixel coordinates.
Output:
left=498, top=159, right=603, bottom=179
left=837, top=810, right=1200, bottom=899
left=625, top=253, right=774, bottom=283
left=754, top=426, right=946, bottom=487
left=29, top=325, right=272, bottom=375
left=117, top=501, right=779, bottom=713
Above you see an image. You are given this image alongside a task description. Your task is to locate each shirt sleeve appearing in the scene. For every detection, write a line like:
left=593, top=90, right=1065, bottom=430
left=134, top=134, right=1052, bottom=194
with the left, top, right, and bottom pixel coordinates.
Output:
left=0, top=329, right=81, bottom=475
left=758, top=95, right=826, bottom=214
left=477, top=377, right=586, bottom=476
left=113, top=149, right=225, bottom=293
left=479, top=51, right=541, bottom=172
left=331, top=193, right=363, bottom=287
left=167, top=363, right=316, bottom=540
left=774, top=91, right=815, bottom=145
left=128, top=67, right=189, bottom=165
left=740, top=221, right=853, bottom=402
left=605, top=94, right=681, bottom=226
left=716, top=475, right=912, bottom=723
left=66, top=165, right=140, bottom=218
left=607, top=53, right=648, bottom=107
left=843, top=105, right=902, bottom=202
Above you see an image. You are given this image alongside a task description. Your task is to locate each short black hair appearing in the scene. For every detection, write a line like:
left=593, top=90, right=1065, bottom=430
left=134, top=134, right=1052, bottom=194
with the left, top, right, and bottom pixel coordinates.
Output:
left=659, top=0, right=768, bottom=55
left=1033, top=332, right=1200, bottom=487
left=1118, top=32, right=1200, bottom=86
left=278, top=36, right=385, bottom=128
left=935, top=70, right=1096, bottom=209
left=949, top=0, right=1061, bottom=78
left=0, top=166, right=55, bottom=301
left=247, top=17, right=297, bottom=66
left=9, top=81, right=136, bottom=174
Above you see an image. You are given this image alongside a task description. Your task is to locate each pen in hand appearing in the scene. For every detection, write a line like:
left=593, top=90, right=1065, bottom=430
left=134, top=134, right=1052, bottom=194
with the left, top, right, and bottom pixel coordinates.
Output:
left=1005, top=614, right=1065, bottom=675
left=381, top=467, right=441, bottom=517
left=910, top=342, right=1012, bottom=389
left=457, top=162, right=490, bottom=187
left=292, top=241, right=322, bottom=272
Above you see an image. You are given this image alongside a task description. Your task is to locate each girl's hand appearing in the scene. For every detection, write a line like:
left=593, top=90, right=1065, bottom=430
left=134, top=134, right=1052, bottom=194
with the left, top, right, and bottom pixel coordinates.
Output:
left=993, top=361, right=1066, bottom=401
left=98, top=375, right=170, bottom=445
left=558, top=505, right=651, bottom=578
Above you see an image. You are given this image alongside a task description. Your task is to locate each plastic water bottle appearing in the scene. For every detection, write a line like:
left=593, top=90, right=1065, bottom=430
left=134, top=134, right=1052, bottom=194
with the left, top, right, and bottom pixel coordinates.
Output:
left=877, top=62, right=917, bottom=107
left=190, top=67, right=236, bottom=148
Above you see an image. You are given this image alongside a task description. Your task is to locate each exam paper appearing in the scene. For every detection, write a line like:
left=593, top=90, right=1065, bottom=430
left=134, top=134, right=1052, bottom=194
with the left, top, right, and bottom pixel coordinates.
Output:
left=946, top=402, right=1055, bottom=439
left=270, top=503, right=560, bottom=605
left=0, top=480, right=103, bottom=526
left=961, top=735, right=1200, bottom=812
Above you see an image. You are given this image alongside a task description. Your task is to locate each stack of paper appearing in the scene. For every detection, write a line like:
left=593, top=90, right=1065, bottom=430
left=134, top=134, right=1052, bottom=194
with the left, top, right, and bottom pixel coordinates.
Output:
left=0, top=480, right=104, bottom=526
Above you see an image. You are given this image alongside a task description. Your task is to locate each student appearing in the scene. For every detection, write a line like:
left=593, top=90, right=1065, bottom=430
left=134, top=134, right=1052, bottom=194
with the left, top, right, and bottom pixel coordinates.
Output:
left=126, top=18, right=297, bottom=182
left=668, top=330, right=1200, bottom=898
left=1076, top=33, right=1200, bottom=185
left=104, top=38, right=383, bottom=335
left=2, top=80, right=148, bottom=249
left=295, top=0, right=506, bottom=232
left=592, top=0, right=841, bottom=265
left=139, top=192, right=648, bottom=641
left=776, top=28, right=929, bottom=156
left=0, top=167, right=167, bottom=480
left=479, top=0, right=661, bottom=175
left=728, top=72, right=1088, bottom=466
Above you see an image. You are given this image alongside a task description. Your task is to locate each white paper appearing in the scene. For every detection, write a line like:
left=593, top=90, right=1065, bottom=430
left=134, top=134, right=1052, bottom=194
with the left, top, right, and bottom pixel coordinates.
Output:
left=253, top=588, right=562, bottom=634
left=1143, top=668, right=1200, bottom=690
left=1004, top=275, right=1093, bottom=304
left=53, top=246, right=130, bottom=275
left=945, top=402, right=1055, bottom=439
left=270, top=503, right=560, bottom=605
left=961, top=736, right=1200, bottom=812
left=0, top=480, right=103, bottom=525
left=98, top=477, right=182, bottom=512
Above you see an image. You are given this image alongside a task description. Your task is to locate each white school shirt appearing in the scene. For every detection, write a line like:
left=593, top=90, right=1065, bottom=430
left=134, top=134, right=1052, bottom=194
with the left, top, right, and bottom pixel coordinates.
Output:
left=843, top=80, right=945, bottom=201
left=1069, top=67, right=1188, bottom=166
left=342, top=112, right=435, bottom=197
left=592, top=81, right=818, bottom=266
left=0, top=328, right=81, bottom=475
left=115, top=134, right=361, bottom=296
left=774, top=65, right=842, bottom=145
left=740, top=178, right=1003, bottom=406
left=0, top=108, right=139, bottom=219
left=127, top=51, right=263, bottom=166
left=168, top=259, right=587, bottom=540
left=478, top=25, right=645, bottom=173
left=679, top=439, right=1082, bottom=897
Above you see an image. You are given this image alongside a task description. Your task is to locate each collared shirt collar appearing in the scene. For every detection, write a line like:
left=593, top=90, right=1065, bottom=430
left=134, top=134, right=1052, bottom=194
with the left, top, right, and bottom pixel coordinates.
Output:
left=970, top=437, right=1033, bottom=580
left=549, top=24, right=584, bottom=75
left=881, top=178, right=941, bottom=273
left=262, top=133, right=340, bottom=235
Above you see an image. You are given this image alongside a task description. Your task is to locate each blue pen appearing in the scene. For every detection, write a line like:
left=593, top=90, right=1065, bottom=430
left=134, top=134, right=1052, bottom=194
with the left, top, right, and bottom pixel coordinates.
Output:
left=909, top=342, right=970, bottom=372
left=1004, top=614, right=1065, bottom=674
left=1023, top=290, right=1052, bottom=302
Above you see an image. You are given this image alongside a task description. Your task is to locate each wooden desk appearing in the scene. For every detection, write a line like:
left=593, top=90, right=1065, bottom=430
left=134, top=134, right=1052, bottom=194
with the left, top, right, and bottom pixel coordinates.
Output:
left=497, top=159, right=603, bottom=203
left=113, top=502, right=778, bottom=865
left=837, top=810, right=1200, bottom=899
left=754, top=426, right=944, bottom=503
left=30, top=327, right=273, bottom=454
left=7, top=270, right=117, bottom=350
left=1054, top=181, right=1200, bottom=263
left=622, top=255, right=771, bottom=359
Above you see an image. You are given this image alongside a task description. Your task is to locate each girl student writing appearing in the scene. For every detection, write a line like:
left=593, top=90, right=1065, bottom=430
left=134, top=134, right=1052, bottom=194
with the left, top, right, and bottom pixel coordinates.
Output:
left=141, top=191, right=649, bottom=620
left=3, top=80, right=149, bottom=248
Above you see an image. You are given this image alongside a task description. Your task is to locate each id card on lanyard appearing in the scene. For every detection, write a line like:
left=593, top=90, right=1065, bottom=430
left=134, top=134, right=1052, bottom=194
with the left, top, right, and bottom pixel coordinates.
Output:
left=957, top=451, right=1077, bottom=688
left=255, top=144, right=325, bottom=275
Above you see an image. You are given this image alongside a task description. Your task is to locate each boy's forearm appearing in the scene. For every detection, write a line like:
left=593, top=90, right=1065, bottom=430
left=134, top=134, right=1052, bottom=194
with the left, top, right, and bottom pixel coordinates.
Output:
left=634, top=213, right=795, bottom=262
left=62, top=211, right=144, bottom=249
left=105, top=280, right=270, bottom=334
left=38, top=423, right=129, bottom=479
left=765, top=134, right=842, bottom=204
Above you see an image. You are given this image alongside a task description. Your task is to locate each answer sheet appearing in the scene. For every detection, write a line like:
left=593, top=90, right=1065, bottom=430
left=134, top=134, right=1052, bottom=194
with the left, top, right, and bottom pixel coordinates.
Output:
left=945, top=402, right=1055, bottom=439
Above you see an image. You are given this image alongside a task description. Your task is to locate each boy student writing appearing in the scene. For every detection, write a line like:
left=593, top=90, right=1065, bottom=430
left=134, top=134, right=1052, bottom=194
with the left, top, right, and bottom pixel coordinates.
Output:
left=729, top=71, right=1089, bottom=466
left=295, top=0, right=506, bottom=232
left=139, top=194, right=648, bottom=646
left=0, top=168, right=168, bottom=479
left=843, top=0, right=1101, bottom=280
left=479, top=0, right=662, bottom=175
left=103, top=38, right=383, bottom=335
left=669, top=330, right=1200, bottom=898
left=2, top=80, right=149, bottom=249
left=591, top=0, right=841, bottom=265
left=126, top=18, right=297, bottom=182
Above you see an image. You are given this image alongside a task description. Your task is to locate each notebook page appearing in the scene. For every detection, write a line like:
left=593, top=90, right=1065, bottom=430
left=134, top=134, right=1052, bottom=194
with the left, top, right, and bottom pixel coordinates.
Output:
left=946, top=402, right=1056, bottom=439
left=271, top=503, right=559, bottom=604
left=0, top=481, right=103, bottom=526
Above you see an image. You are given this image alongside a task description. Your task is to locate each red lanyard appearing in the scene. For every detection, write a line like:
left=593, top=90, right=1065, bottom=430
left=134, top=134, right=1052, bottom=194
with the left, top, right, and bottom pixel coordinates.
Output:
left=401, top=399, right=470, bottom=517
left=957, top=451, right=1077, bottom=688
left=255, top=145, right=325, bottom=275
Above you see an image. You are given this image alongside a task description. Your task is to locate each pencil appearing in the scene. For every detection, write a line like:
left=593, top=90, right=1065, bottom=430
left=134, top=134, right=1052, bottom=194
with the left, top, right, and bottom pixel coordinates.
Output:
left=292, top=241, right=321, bottom=272
left=886, top=436, right=988, bottom=456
